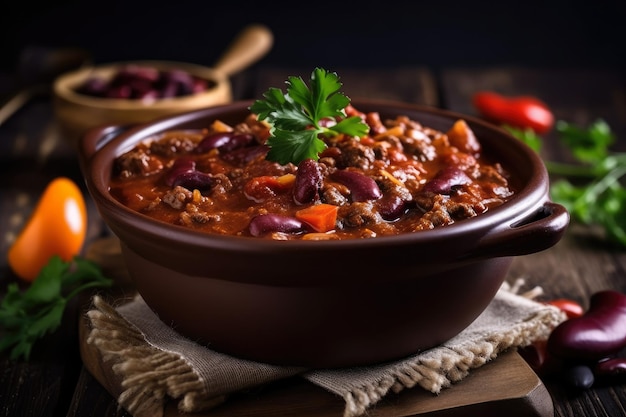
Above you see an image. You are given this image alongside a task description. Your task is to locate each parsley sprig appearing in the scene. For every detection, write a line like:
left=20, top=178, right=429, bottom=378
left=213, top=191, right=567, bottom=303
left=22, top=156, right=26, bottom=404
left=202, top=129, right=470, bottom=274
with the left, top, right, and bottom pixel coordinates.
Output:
left=0, top=256, right=112, bottom=360
left=250, top=67, right=370, bottom=165
left=506, top=119, right=626, bottom=247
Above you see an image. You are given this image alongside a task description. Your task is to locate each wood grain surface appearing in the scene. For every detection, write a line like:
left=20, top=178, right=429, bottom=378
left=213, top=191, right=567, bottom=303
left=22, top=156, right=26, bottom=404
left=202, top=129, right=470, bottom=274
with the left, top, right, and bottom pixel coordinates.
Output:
left=1, top=65, right=625, bottom=417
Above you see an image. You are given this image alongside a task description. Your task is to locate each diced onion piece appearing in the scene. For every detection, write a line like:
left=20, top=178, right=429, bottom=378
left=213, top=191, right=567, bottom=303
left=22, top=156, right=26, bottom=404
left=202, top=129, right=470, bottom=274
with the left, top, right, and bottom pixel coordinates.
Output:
left=380, top=169, right=405, bottom=188
left=210, top=119, right=233, bottom=133
left=374, top=125, right=404, bottom=140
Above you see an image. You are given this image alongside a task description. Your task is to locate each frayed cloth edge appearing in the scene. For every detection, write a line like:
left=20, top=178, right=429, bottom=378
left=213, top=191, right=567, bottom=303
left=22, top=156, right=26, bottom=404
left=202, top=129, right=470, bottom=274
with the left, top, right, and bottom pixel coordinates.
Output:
left=85, top=295, right=222, bottom=417
left=335, top=305, right=565, bottom=417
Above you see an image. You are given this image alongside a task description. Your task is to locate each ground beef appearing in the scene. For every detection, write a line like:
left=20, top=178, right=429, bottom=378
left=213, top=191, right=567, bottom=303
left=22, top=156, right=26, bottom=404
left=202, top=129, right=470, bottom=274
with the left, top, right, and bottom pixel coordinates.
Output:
left=338, top=201, right=378, bottom=228
left=114, top=144, right=163, bottom=178
left=320, top=182, right=350, bottom=206
left=162, top=186, right=192, bottom=209
left=179, top=204, right=216, bottom=225
left=207, top=173, right=234, bottom=202
left=414, top=196, right=454, bottom=230
left=401, top=135, right=437, bottom=161
left=149, top=134, right=198, bottom=157
left=336, top=140, right=376, bottom=170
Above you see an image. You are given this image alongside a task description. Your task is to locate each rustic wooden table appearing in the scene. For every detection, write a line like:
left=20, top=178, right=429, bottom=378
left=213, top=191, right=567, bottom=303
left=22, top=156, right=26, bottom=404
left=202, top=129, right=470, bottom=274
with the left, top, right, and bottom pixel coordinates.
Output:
left=1, top=65, right=624, bottom=416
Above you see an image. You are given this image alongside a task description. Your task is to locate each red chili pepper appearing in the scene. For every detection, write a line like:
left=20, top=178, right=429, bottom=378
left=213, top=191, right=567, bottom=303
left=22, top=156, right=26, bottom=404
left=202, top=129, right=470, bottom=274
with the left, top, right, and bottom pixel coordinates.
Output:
left=518, top=339, right=564, bottom=376
left=472, top=91, right=555, bottom=134
left=546, top=298, right=585, bottom=319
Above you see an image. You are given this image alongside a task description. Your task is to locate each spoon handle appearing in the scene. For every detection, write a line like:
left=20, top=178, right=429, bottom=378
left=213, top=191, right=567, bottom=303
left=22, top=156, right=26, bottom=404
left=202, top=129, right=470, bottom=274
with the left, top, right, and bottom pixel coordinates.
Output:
left=0, top=85, right=52, bottom=127
left=213, top=24, right=273, bottom=77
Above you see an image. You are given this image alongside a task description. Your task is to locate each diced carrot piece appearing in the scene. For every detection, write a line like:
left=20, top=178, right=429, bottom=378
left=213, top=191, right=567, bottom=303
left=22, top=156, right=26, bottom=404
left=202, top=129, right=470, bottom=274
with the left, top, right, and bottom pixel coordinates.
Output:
left=295, top=204, right=339, bottom=233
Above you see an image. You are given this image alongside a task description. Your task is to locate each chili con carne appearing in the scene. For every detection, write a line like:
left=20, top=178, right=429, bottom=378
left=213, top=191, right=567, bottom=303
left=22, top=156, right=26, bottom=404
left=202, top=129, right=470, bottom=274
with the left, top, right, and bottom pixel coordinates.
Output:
left=109, top=106, right=515, bottom=240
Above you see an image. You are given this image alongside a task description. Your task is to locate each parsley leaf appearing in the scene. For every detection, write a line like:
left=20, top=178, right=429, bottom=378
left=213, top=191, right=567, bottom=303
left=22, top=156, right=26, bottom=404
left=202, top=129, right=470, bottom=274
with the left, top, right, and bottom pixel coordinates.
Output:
left=250, top=68, right=369, bottom=165
left=507, top=120, right=626, bottom=247
left=556, top=119, right=615, bottom=164
left=0, top=255, right=112, bottom=361
left=503, top=125, right=543, bottom=153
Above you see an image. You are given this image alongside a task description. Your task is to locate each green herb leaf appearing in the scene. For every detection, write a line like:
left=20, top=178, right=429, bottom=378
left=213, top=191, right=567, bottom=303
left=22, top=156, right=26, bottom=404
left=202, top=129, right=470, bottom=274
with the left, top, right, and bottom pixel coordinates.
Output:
left=556, top=119, right=615, bottom=164
left=508, top=119, right=626, bottom=247
left=504, top=125, right=543, bottom=153
left=250, top=67, right=369, bottom=165
left=0, top=255, right=112, bottom=361
left=266, top=128, right=326, bottom=166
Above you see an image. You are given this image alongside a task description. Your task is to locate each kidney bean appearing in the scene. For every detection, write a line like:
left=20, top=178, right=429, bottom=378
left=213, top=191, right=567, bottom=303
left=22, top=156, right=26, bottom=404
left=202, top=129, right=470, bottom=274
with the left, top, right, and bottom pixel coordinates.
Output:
left=248, top=214, right=304, bottom=237
left=216, top=133, right=254, bottom=152
left=192, top=78, right=209, bottom=93
left=421, top=166, right=471, bottom=195
left=376, top=194, right=409, bottom=221
left=594, top=358, right=626, bottom=381
left=563, top=365, right=595, bottom=390
left=162, top=69, right=195, bottom=97
left=331, top=170, right=382, bottom=202
left=105, top=84, right=132, bottom=99
left=547, top=290, right=626, bottom=361
left=136, top=88, right=159, bottom=101
left=76, top=65, right=211, bottom=100
left=109, top=66, right=161, bottom=99
left=196, top=132, right=234, bottom=152
left=196, top=132, right=254, bottom=154
left=221, top=145, right=269, bottom=166
left=161, top=156, right=214, bottom=190
left=163, top=156, right=196, bottom=186
left=293, top=159, right=322, bottom=205
left=161, top=79, right=179, bottom=98
left=126, top=77, right=154, bottom=99
left=76, top=77, right=108, bottom=96
left=169, top=171, right=215, bottom=190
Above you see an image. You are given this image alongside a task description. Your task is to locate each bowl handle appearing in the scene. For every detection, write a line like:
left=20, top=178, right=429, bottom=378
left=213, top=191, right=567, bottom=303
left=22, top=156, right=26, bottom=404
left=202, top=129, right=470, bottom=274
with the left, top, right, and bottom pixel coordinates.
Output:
left=79, top=124, right=128, bottom=163
left=472, top=201, right=570, bottom=258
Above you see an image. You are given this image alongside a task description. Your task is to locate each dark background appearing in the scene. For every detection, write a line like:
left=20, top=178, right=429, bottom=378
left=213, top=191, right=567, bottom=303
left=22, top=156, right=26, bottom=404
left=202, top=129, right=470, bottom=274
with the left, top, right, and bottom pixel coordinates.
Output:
left=1, top=0, right=625, bottom=75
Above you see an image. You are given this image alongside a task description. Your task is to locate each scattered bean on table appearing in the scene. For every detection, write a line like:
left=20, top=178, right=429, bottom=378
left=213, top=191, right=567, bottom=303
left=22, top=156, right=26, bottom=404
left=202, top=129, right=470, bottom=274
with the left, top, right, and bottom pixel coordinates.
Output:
left=520, top=290, right=626, bottom=390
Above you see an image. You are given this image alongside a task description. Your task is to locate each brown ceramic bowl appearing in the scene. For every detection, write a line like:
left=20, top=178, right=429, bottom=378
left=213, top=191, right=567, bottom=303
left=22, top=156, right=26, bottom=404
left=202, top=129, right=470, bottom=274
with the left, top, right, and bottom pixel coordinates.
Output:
left=79, top=99, right=569, bottom=368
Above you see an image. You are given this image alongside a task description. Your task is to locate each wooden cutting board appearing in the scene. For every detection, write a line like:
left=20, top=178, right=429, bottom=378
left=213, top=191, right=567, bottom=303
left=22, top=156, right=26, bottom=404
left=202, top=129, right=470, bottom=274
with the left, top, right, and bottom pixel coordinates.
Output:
left=79, top=315, right=553, bottom=417
left=80, top=237, right=554, bottom=417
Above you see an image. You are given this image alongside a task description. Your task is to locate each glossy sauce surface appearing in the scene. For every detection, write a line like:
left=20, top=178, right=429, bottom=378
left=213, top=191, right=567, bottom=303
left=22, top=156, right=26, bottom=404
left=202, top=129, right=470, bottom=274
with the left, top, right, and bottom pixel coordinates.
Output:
left=109, top=106, right=515, bottom=240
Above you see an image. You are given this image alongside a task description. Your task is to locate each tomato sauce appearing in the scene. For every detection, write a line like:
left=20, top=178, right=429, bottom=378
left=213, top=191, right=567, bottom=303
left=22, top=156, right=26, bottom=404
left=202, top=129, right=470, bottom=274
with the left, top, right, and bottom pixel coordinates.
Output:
left=109, top=107, right=514, bottom=240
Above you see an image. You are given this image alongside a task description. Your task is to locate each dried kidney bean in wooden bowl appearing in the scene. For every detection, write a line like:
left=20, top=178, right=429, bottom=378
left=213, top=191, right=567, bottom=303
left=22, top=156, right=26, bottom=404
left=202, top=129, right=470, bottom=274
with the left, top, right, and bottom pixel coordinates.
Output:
left=75, top=64, right=214, bottom=102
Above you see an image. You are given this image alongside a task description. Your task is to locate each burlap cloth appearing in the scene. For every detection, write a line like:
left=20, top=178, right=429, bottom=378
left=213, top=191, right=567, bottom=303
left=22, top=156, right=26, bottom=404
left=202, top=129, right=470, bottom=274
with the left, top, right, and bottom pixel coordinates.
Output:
left=86, top=278, right=565, bottom=417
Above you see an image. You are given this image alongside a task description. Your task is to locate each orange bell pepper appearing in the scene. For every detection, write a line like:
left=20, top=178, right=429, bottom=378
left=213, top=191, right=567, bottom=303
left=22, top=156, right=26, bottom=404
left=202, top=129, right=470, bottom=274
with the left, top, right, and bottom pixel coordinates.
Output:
left=8, top=177, right=87, bottom=282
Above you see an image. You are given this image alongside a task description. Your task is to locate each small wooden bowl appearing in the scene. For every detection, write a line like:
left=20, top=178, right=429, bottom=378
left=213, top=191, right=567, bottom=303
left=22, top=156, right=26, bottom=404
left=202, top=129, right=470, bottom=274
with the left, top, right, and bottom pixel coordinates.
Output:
left=53, top=60, right=231, bottom=144
left=52, top=24, right=272, bottom=145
